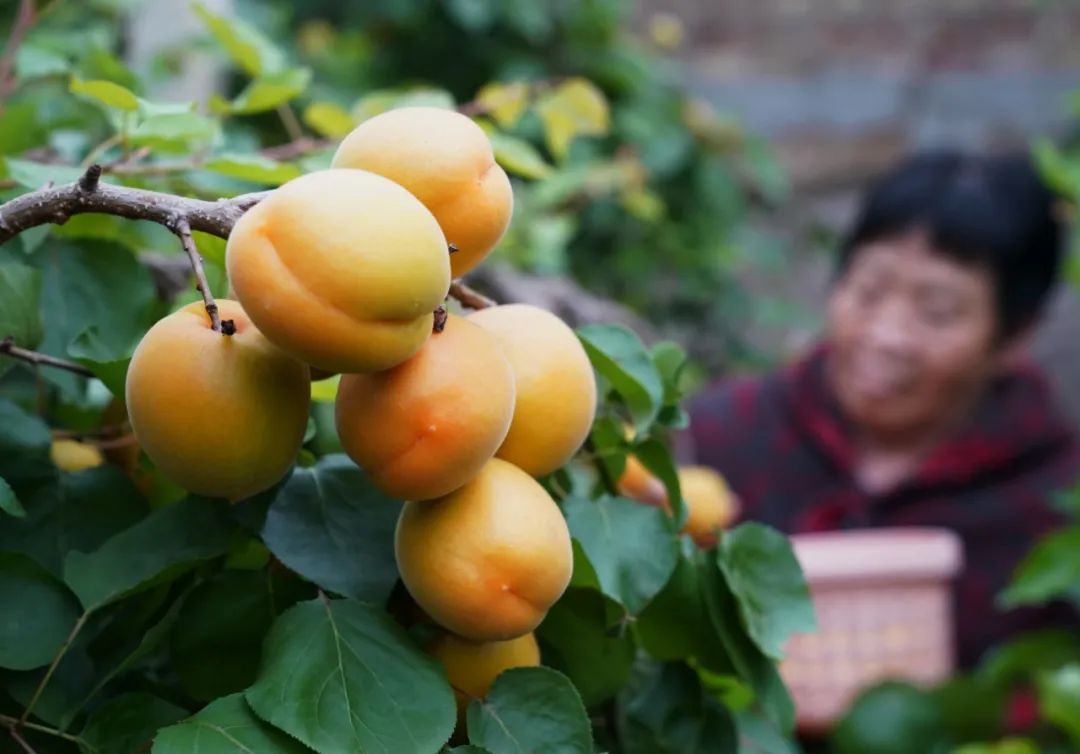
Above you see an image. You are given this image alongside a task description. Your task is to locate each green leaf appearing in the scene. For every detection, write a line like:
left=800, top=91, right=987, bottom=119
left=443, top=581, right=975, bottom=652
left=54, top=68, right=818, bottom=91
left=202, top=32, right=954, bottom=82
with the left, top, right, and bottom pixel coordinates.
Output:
left=261, top=454, right=402, bottom=602
left=1038, top=664, right=1080, bottom=749
left=536, top=78, right=610, bottom=160
left=615, top=660, right=737, bottom=754
left=490, top=132, right=553, bottom=179
left=999, top=526, right=1080, bottom=608
left=0, top=551, right=82, bottom=670
left=63, top=497, right=234, bottom=611
left=0, top=262, right=42, bottom=377
left=716, top=523, right=816, bottom=660
left=153, top=693, right=309, bottom=754
left=70, top=77, right=139, bottom=111
left=4, top=158, right=84, bottom=189
left=562, top=495, right=677, bottom=615
left=81, top=692, right=188, bottom=754
left=192, top=2, right=285, bottom=76
left=0, top=478, right=24, bottom=518
left=447, top=0, right=498, bottom=32
left=204, top=153, right=302, bottom=185
left=231, top=68, right=312, bottom=114
left=576, top=323, right=663, bottom=432
left=14, top=44, right=69, bottom=80
left=631, top=438, right=686, bottom=527
left=246, top=598, right=455, bottom=754
left=169, top=570, right=275, bottom=701
left=0, top=399, right=54, bottom=490
left=832, top=682, right=947, bottom=754
left=352, top=88, right=456, bottom=122
left=952, top=740, right=1040, bottom=754
left=537, top=588, right=635, bottom=707
left=67, top=326, right=133, bottom=397
left=303, top=101, right=356, bottom=138
left=651, top=340, right=689, bottom=404
left=131, top=112, right=217, bottom=153
left=467, top=667, right=592, bottom=754
left=448, top=748, right=493, bottom=754
left=735, top=710, right=802, bottom=754
left=979, top=630, right=1080, bottom=688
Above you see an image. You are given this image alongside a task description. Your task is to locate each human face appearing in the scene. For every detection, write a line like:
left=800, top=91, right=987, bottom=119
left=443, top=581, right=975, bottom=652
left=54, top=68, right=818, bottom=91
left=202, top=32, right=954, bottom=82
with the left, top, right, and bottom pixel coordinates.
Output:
left=826, top=230, right=1001, bottom=442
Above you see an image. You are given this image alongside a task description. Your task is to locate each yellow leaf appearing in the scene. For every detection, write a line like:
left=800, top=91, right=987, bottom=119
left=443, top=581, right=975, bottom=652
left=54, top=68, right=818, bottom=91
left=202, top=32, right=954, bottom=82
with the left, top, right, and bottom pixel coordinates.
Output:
left=311, top=373, right=341, bottom=402
left=475, top=81, right=530, bottom=129
left=536, top=78, right=610, bottom=160
left=303, top=102, right=356, bottom=138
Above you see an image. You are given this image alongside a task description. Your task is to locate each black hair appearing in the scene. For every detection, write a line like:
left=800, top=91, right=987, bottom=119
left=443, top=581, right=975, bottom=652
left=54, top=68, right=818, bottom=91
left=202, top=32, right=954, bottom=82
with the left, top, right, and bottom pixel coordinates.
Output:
left=838, top=149, right=1065, bottom=341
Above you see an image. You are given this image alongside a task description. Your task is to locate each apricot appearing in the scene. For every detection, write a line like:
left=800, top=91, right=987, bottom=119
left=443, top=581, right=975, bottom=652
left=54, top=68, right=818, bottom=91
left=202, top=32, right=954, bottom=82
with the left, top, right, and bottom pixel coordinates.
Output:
left=226, top=169, right=451, bottom=374
left=335, top=315, right=515, bottom=501
left=679, top=465, right=740, bottom=548
left=124, top=300, right=310, bottom=501
left=617, top=455, right=668, bottom=508
left=50, top=439, right=104, bottom=472
left=466, top=305, right=596, bottom=477
left=331, top=107, right=513, bottom=277
left=428, top=632, right=540, bottom=717
left=395, top=458, right=573, bottom=641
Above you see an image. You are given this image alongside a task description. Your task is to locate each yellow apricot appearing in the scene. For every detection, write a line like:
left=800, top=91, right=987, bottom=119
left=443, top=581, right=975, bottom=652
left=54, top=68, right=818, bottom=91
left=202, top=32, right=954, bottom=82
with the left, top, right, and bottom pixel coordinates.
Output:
left=335, top=315, right=515, bottom=501
left=50, top=439, right=104, bottom=472
left=678, top=465, right=740, bottom=548
left=428, top=632, right=540, bottom=717
left=332, top=107, right=513, bottom=277
left=395, top=458, right=572, bottom=641
left=617, top=455, right=668, bottom=509
left=226, top=169, right=450, bottom=374
left=124, top=300, right=310, bottom=501
left=467, top=304, right=596, bottom=477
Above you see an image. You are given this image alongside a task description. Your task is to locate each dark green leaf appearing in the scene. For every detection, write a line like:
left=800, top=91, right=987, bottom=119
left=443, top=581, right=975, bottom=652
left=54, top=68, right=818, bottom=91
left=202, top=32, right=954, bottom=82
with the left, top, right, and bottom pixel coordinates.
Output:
left=231, top=68, right=312, bottom=114
left=650, top=340, right=689, bottom=404
left=64, top=497, right=234, bottom=611
left=615, top=660, right=737, bottom=754
left=576, top=323, right=663, bottom=432
left=538, top=588, right=634, bottom=707
left=716, top=523, right=816, bottom=660
left=246, top=598, right=455, bottom=754
left=0, top=551, right=81, bottom=670
left=999, top=526, right=1080, bottom=608
left=0, top=264, right=43, bottom=374
left=1038, top=664, right=1080, bottom=749
left=169, top=570, right=274, bottom=701
left=0, top=478, right=24, bottom=519
left=562, top=495, right=677, bottom=615
left=261, top=454, right=402, bottom=602
left=81, top=692, right=188, bottom=754
left=631, top=438, right=686, bottom=526
left=448, top=748, right=493, bottom=754
left=832, top=682, right=948, bottom=754
left=204, top=153, right=302, bottom=185
left=0, top=399, right=54, bottom=490
left=446, top=0, right=498, bottom=31
left=4, top=647, right=97, bottom=729
left=467, top=667, right=592, bottom=754
left=932, top=675, right=1006, bottom=744
left=192, top=2, right=285, bottom=76
left=979, top=630, right=1080, bottom=688
left=67, top=326, right=133, bottom=397
left=952, top=741, right=1040, bottom=754
left=734, top=710, right=802, bottom=754
left=152, top=693, right=309, bottom=754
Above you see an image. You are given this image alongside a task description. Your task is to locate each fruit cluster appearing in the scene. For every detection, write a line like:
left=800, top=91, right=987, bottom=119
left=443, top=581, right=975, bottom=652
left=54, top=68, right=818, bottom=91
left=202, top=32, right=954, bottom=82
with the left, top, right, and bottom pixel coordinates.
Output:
left=123, top=107, right=598, bottom=715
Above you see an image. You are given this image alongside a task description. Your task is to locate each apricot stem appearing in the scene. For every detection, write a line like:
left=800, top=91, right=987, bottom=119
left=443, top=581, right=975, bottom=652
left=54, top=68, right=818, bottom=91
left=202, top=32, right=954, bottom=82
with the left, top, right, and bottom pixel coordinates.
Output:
left=448, top=280, right=495, bottom=310
left=0, top=337, right=94, bottom=377
left=433, top=305, right=448, bottom=333
left=173, top=218, right=227, bottom=334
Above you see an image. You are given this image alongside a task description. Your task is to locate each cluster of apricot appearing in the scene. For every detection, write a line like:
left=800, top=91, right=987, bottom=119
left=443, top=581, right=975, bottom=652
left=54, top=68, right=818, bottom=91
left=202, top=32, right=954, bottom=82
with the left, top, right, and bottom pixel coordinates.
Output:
left=122, top=107, right=598, bottom=716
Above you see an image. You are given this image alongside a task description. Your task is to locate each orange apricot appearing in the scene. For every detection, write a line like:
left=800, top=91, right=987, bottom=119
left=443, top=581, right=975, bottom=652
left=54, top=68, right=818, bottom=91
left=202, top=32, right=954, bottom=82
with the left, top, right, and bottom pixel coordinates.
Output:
left=678, top=465, right=741, bottom=548
left=617, top=455, right=669, bottom=509
left=332, top=107, right=513, bottom=277
left=124, top=300, right=310, bottom=501
left=428, top=632, right=540, bottom=717
left=467, top=304, right=596, bottom=477
left=226, top=169, right=450, bottom=374
left=395, top=458, right=573, bottom=641
left=335, top=315, right=515, bottom=501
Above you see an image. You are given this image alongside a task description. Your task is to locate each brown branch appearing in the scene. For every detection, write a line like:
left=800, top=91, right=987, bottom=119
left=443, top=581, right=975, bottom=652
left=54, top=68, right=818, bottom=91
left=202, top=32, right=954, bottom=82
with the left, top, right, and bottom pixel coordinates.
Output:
left=172, top=218, right=225, bottom=333
left=0, top=164, right=268, bottom=245
left=0, top=338, right=94, bottom=377
left=0, top=0, right=36, bottom=111
left=448, top=280, right=496, bottom=310
left=260, top=136, right=334, bottom=162
left=6, top=727, right=36, bottom=754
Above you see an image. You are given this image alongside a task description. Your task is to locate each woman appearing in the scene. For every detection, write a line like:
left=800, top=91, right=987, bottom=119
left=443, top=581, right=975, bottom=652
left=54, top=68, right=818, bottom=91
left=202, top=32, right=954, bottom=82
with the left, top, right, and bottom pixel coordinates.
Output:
left=687, top=150, right=1080, bottom=668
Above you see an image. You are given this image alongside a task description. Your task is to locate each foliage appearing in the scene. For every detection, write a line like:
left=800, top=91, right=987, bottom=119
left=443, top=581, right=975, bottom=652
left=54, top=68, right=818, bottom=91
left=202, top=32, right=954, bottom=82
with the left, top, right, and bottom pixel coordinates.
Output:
left=0, top=3, right=815, bottom=753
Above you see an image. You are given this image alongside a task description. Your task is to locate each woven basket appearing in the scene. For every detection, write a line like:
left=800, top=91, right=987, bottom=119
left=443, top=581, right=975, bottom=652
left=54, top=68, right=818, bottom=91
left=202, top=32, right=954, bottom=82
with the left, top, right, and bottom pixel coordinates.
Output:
left=779, top=528, right=964, bottom=733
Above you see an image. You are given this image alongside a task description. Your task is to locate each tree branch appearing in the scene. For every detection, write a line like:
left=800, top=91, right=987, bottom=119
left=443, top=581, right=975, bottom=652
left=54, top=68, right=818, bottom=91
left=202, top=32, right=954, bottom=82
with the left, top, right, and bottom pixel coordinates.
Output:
left=173, top=218, right=227, bottom=333
left=0, top=338, right=94, bottom=377
left=448, top=280, right=495, bottom=310
left=0, top=0, right=36, bottom=111
left=0, top=164, right=268, bottom=245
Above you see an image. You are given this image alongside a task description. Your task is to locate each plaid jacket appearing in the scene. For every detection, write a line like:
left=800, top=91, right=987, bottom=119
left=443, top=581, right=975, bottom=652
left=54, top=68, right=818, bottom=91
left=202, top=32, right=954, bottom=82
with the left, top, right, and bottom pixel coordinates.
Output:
left=688, top=345, right=1080, bottom=668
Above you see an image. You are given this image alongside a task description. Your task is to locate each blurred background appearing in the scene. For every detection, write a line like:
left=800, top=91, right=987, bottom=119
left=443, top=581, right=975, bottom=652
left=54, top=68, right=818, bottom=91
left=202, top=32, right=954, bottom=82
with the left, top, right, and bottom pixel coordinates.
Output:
left=5, top=0, right=1080, bottom=422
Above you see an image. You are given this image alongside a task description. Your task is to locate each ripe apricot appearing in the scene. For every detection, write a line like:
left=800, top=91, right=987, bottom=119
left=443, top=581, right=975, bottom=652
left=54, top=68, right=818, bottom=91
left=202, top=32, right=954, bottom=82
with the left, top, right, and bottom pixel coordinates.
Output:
left=428, top=632, right=540, bottom=716
left=335, top=315, right=515, bottom=501
left=332, top=107, right=513, bottom=277
left=617, top=455, right=668, bottom=508
left=395, top=458, right=572, bottom=641
left=125, top=300, right=310, bottom=501
left=679, top=465, right=740, bottom=548
left=466, top=304, right=596, bottom=477
left=50, top=439, right=104, bottom=472
left=226, top=169, right=450, bottom=374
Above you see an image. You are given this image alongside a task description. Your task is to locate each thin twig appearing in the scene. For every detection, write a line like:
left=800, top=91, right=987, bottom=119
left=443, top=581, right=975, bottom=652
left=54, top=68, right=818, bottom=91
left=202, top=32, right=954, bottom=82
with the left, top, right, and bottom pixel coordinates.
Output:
left=448, top=280, right=496, bottom=310
left=0, top=0, right=36, bottom=111
left=0, top=338, right=94, bottom=377
left=20, top=612, right=90, bottom=725
left=0, top=715, right=87, bottom=749
left=260, top=136, right=334, bottom=162
left=0, top=164, right=268, bottom=244
left=7, top=727, right=36, bottom=754
left=276, top=104, right=305, bottom=143
left=172, top=218, right=224, bottom=332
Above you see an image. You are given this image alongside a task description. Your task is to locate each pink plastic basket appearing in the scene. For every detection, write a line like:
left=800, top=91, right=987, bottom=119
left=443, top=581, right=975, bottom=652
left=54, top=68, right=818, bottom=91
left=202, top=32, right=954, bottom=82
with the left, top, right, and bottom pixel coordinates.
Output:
left=779, top=528, right=964, bottom=733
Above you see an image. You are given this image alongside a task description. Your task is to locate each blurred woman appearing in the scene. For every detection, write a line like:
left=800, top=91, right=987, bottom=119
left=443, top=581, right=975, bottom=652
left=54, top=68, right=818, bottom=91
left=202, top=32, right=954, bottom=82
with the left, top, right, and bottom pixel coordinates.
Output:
left=687, top=150, right=1080, bottom=667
